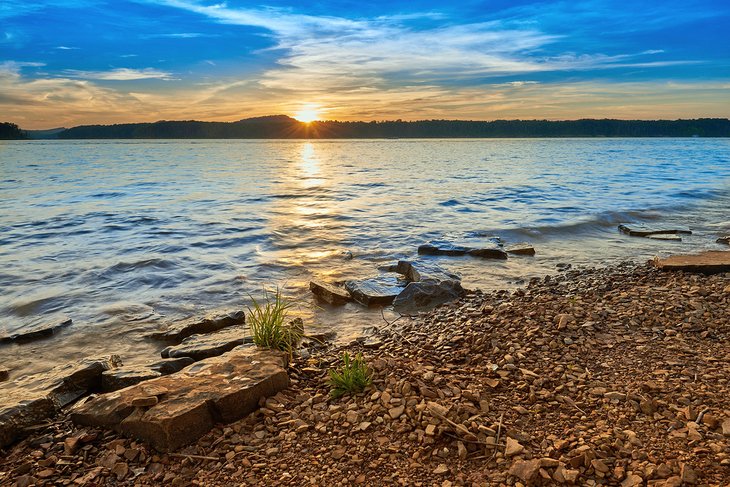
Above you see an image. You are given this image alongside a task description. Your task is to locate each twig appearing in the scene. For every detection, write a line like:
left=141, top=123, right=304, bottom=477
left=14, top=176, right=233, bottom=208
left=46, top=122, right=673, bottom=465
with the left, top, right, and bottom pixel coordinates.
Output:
left=168, top=453, right=220, bottom=461
left=490, top=412, right=504, bottom=461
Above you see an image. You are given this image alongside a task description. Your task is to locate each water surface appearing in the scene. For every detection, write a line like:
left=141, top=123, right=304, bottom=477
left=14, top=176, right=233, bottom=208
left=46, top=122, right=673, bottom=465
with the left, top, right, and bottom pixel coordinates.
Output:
left=1, top=139, right=729, bottom=376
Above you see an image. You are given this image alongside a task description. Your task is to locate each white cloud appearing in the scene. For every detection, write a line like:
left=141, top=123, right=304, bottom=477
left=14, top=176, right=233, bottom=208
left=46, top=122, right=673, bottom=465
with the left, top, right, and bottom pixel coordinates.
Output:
left=63, top=67, right=174, bottom=80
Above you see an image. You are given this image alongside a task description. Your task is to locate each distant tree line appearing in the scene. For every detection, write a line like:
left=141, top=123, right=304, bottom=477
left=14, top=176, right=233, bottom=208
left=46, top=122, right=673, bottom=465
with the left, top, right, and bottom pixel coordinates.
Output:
left=40, top=116, right=730, bottom=139
left=0, top=122, right=27, bottom=139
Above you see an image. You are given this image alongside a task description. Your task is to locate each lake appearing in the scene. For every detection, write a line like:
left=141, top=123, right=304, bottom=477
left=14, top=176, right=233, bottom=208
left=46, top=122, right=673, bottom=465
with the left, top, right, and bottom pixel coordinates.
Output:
left=1, top=138, right=729, bottom=375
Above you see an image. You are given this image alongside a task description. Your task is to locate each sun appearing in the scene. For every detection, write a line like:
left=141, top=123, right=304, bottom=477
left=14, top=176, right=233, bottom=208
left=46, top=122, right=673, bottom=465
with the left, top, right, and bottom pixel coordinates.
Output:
left=294, top=105, right=321, bottom=123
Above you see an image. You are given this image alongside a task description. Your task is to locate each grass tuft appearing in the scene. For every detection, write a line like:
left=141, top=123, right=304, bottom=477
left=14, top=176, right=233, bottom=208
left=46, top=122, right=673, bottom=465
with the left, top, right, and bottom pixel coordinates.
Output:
left=328, top=352, right=372, bottom=399
left=247, top=287, right=302, bottom=353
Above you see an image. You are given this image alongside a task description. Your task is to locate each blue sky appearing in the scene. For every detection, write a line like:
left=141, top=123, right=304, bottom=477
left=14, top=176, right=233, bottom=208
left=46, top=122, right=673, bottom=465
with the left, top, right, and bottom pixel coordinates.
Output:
left=1, top=0, right=729, bottom=128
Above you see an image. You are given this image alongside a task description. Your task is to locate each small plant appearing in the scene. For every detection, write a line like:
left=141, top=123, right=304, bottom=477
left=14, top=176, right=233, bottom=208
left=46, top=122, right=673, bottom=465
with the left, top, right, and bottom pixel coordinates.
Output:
left=247, top=287, right=302, bottom=353
left=328, top=352, right=372, bottom=399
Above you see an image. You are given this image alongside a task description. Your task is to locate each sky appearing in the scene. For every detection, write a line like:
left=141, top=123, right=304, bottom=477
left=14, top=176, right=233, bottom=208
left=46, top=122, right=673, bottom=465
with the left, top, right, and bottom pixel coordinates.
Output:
left=1, top=0, right=729, bottom=128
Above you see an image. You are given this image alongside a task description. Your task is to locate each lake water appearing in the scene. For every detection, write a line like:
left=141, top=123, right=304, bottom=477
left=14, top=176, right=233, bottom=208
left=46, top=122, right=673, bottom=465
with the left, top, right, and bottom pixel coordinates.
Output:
left=1, top=138, right=729, bottom=376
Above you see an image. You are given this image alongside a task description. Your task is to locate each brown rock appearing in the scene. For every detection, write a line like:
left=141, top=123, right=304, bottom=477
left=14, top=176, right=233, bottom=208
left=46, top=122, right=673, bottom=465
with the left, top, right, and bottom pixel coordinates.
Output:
left=0, top=316, right=72, bottom=344
left=721, top=417, right=730, bottom=437
left=71, top=348, right=288, bottom=451
left=131, top=396, right=159, bottom=407
left=509, top=459, right=540, bottom=483
left=621, top=474, right=643, bottom=487
left=505, top=437, right=524, bottom=457
left=653, top=251, right=730, bottom=274
left=680, top=464, right=697, bottom=485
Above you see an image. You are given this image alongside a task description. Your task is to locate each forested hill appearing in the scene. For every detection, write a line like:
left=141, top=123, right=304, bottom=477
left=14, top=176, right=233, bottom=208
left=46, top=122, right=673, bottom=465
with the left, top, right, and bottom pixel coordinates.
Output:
left=0, top=122, right=27, bottom=139
left=43, top=116, right=730, bottom=139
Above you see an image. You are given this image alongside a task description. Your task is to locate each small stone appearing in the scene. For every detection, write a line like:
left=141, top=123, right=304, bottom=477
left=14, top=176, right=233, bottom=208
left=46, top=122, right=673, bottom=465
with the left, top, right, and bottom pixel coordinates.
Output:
left=433, top=464, right=449, bottom=475
left=425, top=424, right=437, bottom=436
left=331, top=448, right=346, bottom=460
left=457, top=441, right=467, bottom=460
left=359, top=421, right=371, bottom=431
left=722, top=418, right=730, bottom=437
left=345, top=410, right=358, bottom=424
left=37, top=469, right=55, bottom=479
left=388, top=405, right=405, bottom=419
left=680, top=464, right=697, bottom=485
left=621, top=474, right=643, bottom=487
left=509, top=459, right=540, bottom=483
left=591, top=459, right=609, bottom=473
left=505, top=437, right=524, bottom=457
left=111, top=462, right=129, bottom=480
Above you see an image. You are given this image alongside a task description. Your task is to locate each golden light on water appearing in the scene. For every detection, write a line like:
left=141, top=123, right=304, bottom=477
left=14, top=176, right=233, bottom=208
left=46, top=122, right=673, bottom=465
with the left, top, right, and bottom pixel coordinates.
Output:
left=293, top=104, right=321, bottom=123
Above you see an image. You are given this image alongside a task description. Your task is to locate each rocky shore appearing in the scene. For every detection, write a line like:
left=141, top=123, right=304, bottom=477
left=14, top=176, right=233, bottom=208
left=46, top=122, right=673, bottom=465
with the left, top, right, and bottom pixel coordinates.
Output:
left=1, top=261, right=729, bottom=486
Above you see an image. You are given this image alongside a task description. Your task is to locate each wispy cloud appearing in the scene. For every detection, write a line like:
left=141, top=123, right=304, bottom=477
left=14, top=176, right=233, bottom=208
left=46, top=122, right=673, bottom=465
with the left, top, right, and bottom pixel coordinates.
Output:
left=141, top=32, right=217, bottom=39
left=55, top=45, right=79, bottom=50
left=63, top=68, right=174, bottom=80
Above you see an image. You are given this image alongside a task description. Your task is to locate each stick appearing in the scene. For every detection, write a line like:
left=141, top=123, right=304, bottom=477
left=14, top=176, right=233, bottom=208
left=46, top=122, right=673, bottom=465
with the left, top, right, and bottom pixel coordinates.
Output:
left=490, top=412, right=504, bottom=461
left=168, top=453, right=220, bottom=461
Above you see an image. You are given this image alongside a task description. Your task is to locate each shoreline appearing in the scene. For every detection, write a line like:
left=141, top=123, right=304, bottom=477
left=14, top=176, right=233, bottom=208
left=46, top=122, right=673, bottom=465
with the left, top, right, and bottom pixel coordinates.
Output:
left=1, top=261, right=729, bottom=485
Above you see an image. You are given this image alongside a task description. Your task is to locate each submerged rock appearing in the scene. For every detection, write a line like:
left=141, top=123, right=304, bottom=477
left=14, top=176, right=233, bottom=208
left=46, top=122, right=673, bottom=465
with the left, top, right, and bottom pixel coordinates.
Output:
left=345, top=275, right=405, bottom=306
left=467, top=247, right=509, bottom=259
left=71, top=347, right=289, bottom=451
left=0, top=317, right=72, bottom=345
left=309, top=280, right=352, bottom=305
left=654, top=251, right=730, bottom=274
left=149, top=310, right=245, bottom=342
left=0, top=356, right=121, bottom=447
left=717, top=236, right=730, bottom=245
left=393, top=280, right=465, bottom=313
left=161, top=326, right=251, bottom=361
left=618, top=223, right=692, bottom=238
left=505, top=243, right=536, bottom=256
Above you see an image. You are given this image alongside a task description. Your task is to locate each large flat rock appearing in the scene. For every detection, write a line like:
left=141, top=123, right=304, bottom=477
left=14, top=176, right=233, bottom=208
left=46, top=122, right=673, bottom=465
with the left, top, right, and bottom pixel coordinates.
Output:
left=309, top=280, right=352, bottom=305
left=654, top=251, right=730, bottom=274
left=148, top=310, right=245, bottom=342
left=619, top=223, right=692, bottom=238
left=0, top=317, right=72, bottom=345
left=0, top=356, right=121, bottom=448
left=345, top=275, right=405, bottom=306
left=70, top=348, right=289, bottom=451
left=418, top=240, right=508, bottom=259
left=393, top=280, right=465, bottom=313
left=161, top=327, right=252, bottom=361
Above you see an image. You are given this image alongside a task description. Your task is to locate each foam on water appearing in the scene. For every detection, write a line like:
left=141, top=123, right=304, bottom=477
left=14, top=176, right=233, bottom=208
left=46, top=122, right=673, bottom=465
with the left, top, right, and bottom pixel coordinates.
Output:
left=1, top=138, right=729, bottom=375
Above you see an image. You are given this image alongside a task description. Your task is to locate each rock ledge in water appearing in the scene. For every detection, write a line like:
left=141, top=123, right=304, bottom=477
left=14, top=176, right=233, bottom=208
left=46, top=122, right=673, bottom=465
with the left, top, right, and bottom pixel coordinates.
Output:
left=345, top=275, right=405, bottom=307
left=149, top=310, right=245, bottom=342
left=618, top=223, right=692, bottom=239
left=717, top=236, right=730, bottom=245
left=161, top=327, right=252, bottom=361
left=0, top=356, right=121, bottom=447
left=101, top=358, right=194, bottom=392
left=71, top=347, right=289, bottom=451
left=0, top=317, right=72, bottom=345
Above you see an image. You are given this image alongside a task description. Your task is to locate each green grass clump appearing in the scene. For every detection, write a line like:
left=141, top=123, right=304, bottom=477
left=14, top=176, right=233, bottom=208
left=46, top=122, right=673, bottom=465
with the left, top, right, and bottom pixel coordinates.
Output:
left=247, top=288, right=302, bottom=353
left=328, top=352, right=372, bottom=399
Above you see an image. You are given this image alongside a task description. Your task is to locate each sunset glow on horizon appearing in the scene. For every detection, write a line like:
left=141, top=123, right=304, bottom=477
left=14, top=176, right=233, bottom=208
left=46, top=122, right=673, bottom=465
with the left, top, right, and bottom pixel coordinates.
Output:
left=0, top=1, right=729, bottom=129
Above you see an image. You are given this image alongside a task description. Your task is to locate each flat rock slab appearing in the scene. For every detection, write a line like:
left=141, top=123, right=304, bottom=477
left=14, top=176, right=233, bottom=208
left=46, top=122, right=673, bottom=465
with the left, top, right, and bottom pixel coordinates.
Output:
left=505, top=243, right=536, bottom=256
left=654, top=251, right=730, bottom=274
left=102, top=358, right=195, bottom=392
left=345, top=275, right=405, bottom=306
left=418, top=241, right=507, bottom=259
left=717, top=236, right=730, bottom=245
left=71, top=348, right=289, bottom=451
left=149, top=310, right=245, bottom=342
left=161, top=327, right=251, bottom=361
left=309, top=280, right=352, bottom=305
left=0, top=356, right=120, bottom=448
left=618, top=223, right=692, bottom=238
left=0, top=317, right=72, bottom=345
left=395, top=260, right=460, bottom=283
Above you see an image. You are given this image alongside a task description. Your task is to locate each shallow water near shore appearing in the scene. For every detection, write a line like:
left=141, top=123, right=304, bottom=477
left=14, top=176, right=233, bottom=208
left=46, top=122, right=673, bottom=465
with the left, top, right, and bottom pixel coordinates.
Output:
left=1, top=138, right=729, bottom=378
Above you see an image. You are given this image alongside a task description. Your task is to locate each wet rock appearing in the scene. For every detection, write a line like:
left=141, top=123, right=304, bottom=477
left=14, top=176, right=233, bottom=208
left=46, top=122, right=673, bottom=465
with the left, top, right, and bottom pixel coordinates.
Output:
left=0, top=368, right=9, bottom=382
left=647, top=234, right=682, bottom=241
left=505, top=243, right=536, bottom=256
left=618, top=223, right=692, bottom=238
left=161, top=326, right=252, bottom=361
left=654, top=251, right=730, bottom=274
left=467, top=246, right=508, bottom=259
left=102, top=366, right=162, bottom=392
left=395, top=260, right=460, bottom=283
left=717, top=236, right=730, bottom=245
left=345, top=275, right=405, bottom=306
left=0, top=356, right=121, bottom=447
left=71, top=347, right=288, bottom=451
left=393, top=280, right=464, bottom=313
left=0, top=317, right=72, bottom=345
left=149, top=310, right=245, bottom=342
left=309, top=281, right=352, bottom=305
left=418, top=241, right=471, bottom=256
left=149, top=357, right=196, bottom=375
